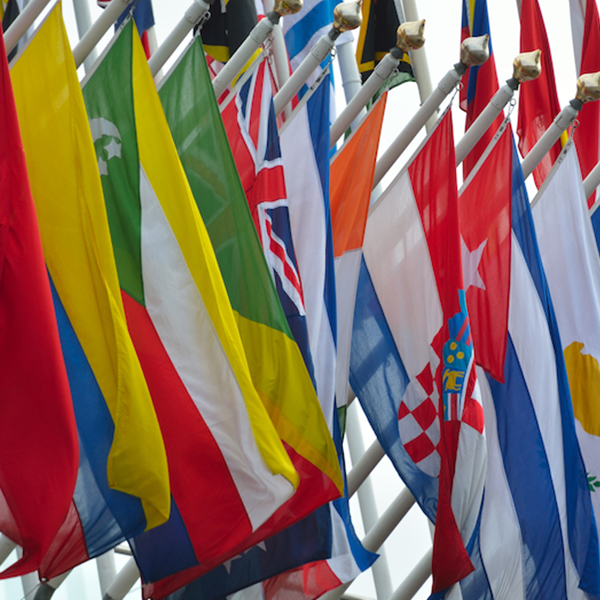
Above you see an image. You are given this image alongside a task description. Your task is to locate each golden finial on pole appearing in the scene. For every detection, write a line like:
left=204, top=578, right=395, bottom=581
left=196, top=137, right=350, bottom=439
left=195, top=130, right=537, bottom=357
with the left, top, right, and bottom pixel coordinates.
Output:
left=273, top=0, right=302, bottom=16
left=396, top=20, right=425, bottom=53
left=333, top=0, right=362, bottom=32
left=513, top=50, right=542, bottom=83
left=460, top=34, right=490, bottom=67
left=576, top=72, right=600, bottom=103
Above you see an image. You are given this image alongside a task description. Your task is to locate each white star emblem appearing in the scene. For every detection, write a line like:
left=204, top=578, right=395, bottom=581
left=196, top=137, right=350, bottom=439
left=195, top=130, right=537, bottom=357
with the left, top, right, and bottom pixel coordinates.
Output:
left=222, top=541, right=268, bottom=574
left=461, top=236, right=487, bottom=291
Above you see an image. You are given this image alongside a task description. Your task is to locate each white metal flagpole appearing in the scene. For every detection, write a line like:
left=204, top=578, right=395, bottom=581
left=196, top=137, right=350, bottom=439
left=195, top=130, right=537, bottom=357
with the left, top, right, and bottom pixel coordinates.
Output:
left=272, top=0, right=362, bottom=117
left=519, top=72, right=600, bottom=181
left=454, top=49, right=542, bottom=166
left=329, top=20, right=426, bottom=148
left=4, top=0, right=51, bottom=55
left=371, top=34, right=491, bottom=189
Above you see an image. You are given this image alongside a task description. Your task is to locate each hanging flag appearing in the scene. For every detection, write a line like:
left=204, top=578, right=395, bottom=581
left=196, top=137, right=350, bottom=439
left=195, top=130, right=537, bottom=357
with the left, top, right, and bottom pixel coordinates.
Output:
left=143, top=35, right=343, bottom=600
left=220, top=56, right=316, bottom=381
left=460, top=0, right=501, bottom=176
left=330, top=92, right=387, bottom=426
left=445, top=124, right=600, bottom=600
left=0, top=24, right=78, bottom=580
left=532, top=142, right=600, bottom=555
left=9, top=3, right=171, bottom=580
left=570, top=0, right=600, bottom=207
left=355, top=0, right=414, bottom=86
left=98, top=0, right=155, bottom=58
left=349, top=110, right=486, bottom=593
left=199, top=0, right=257, bottom=63
left=517, top=0, right=564, bottom=189
left=81, top=20, right=304, bottom=586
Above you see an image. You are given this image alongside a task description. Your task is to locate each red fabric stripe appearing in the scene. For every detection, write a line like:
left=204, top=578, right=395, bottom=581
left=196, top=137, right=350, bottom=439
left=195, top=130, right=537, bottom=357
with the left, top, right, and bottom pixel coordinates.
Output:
left=121, top=292, right=253, bottom=562
left=144, top=443, right=340, bottom=600
left=0, top=28, right=78, bottom=578
left=264, top=216, right=302, bottom=292
left=249, top=62, right=266, bottom=149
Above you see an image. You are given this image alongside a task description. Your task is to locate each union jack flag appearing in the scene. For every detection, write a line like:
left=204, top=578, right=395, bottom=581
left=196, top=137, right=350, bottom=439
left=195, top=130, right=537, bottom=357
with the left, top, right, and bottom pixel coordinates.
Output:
left=220, top=58, right=315, bottom=377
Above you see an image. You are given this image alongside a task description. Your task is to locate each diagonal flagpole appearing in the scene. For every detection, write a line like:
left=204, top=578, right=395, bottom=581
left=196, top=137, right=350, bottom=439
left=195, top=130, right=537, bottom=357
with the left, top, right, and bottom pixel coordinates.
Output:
left=4, top=0, right=52, bottom=55
left=211, top=0, right=303, bottom=99
left=272, top=0, right=362, bottom=116
left=329, top=20, right=425, bottom=148
left=371, top=34, right=490, bottom=189
left=454, top=49, right=542, bottom=166
left=519, top=72, right=600, bottom=180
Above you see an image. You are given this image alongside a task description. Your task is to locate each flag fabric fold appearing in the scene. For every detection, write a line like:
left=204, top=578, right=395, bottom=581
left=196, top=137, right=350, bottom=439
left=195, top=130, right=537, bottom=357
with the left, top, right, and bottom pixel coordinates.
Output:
left=447, top=123, right=600, bottom=600
left=349, top=110, right=486, bottom=593
left=0, top=23, right=78, bottom=579
left=9, top=3, right=171, bottom=579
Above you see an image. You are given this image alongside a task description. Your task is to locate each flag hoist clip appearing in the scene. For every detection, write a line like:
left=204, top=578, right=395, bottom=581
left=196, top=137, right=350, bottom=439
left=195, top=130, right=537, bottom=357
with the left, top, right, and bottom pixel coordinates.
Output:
left=211, top=0, right=303, bottom=98
left=273, top=0, right=363, bottom=116
left=371, top=34, right=490, bottom=189
left=522, top=71, right=600, bottom=181
left=454, top=49, right=542, bottom=166
left=329, top=19, right=426, bottom=148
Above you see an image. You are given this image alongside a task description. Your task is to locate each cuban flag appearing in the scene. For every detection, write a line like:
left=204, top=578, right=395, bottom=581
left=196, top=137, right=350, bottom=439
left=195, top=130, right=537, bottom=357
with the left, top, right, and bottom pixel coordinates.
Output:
left=220, top=57, right=315, bottom=379
left=444, top=123, right=600, bottom=599
left=349, top=109, right=486, bottom=593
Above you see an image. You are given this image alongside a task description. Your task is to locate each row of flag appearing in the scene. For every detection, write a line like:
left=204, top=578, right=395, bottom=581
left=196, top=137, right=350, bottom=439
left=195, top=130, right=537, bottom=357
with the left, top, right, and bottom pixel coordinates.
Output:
left=4, top=0, right=600, bottom=599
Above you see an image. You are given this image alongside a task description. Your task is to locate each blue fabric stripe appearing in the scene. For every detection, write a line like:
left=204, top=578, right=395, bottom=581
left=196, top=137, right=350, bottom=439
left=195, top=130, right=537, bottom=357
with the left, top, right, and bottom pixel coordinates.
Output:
left=131, top=498, right=199, bottom=582
left=284, top=0, right=333, bottom=60
left=509, top=141, right=600, bottom=596
left=350, top=258, right=438, bottom=522
left=306, top=71, right=337, bottom=343
left=488, top=335, right=567, bottom=600
left=463, top=0, right=494, bottom=107
left=115, top=0, right=155, bottom=34
left=49, top=275, right=146, bottom=557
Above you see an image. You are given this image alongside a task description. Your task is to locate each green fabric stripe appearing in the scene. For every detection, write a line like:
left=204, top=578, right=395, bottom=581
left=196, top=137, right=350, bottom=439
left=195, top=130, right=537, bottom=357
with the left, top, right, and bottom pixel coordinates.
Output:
left=158, top=38, right=291, bottom=336
left=82, top=22, right=145, bottom=306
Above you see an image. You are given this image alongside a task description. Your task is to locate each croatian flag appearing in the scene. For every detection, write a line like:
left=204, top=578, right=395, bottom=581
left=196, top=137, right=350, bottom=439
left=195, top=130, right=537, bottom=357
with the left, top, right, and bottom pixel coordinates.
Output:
left=221, top=57, right=315, bottom=379
left=350, top=109, right=486, bottom=593
left=448, top=123, right=600, bottom=599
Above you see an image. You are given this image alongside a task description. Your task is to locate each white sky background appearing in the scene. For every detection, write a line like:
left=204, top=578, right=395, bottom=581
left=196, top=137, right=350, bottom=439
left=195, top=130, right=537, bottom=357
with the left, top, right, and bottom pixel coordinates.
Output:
left=2, top=0, right=581, bottom=598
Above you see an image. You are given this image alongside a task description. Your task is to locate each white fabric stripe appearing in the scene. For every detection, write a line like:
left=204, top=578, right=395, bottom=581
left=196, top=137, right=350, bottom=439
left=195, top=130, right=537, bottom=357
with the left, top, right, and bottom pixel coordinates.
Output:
left=334, top=249, right=362, bottom=408
left=477, top=365, right=525, bottom=600
left=326, top=503, right=360, bottom=583
left=363, top=170, right=443, bottom=380
left=532, top=147, right=597, bottom=598
left=281, top=104, right=336, bottom=427
left=139, top=167, right=294, bottom=530
left=510, top=233, right=585, bottom=599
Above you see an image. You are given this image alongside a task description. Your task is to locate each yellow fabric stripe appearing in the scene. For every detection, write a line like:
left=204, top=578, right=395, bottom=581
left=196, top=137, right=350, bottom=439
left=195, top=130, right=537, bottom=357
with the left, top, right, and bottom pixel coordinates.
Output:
left=129, top=26, right=299, bottom=489
left=10, top=4, right=170, bottom=529
left=468, top=0, right=476, bottom=33
left=235, top=315, right=344, bottom=493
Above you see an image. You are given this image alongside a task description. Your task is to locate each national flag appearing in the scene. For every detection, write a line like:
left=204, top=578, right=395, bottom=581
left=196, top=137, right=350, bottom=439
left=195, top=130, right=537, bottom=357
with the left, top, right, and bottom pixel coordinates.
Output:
left=517, top=0, right=564, bottom=189
left=220, top=56, right=316, bottom=381
left=570, top=0, right=600, bottom=207
left=330, top=92, right=387, bottom=425
left=0, top=24, right=78, bottom=579
left=98, top=0, right=155, bottom=58
left=460, top=0, right=501, bottom=176
left=9, top=3, right=171, bottom=579
left=448, top=124, right=600, bottom=599
left=355, top=0, right=414, bottom=86
left=81, top=20, right=303, bottom=587
left=199, top=0, right=258, bottom=63
left=532, top=141, right=600, bottom=553
left=349, top=110, right=486, bottom=593
left=144, top=35, right=344, bottom=600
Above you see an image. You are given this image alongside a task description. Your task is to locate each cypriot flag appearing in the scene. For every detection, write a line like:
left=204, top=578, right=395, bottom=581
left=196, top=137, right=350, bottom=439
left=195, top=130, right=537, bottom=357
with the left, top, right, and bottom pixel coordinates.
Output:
left=532, top=141, right=600, bottom=518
